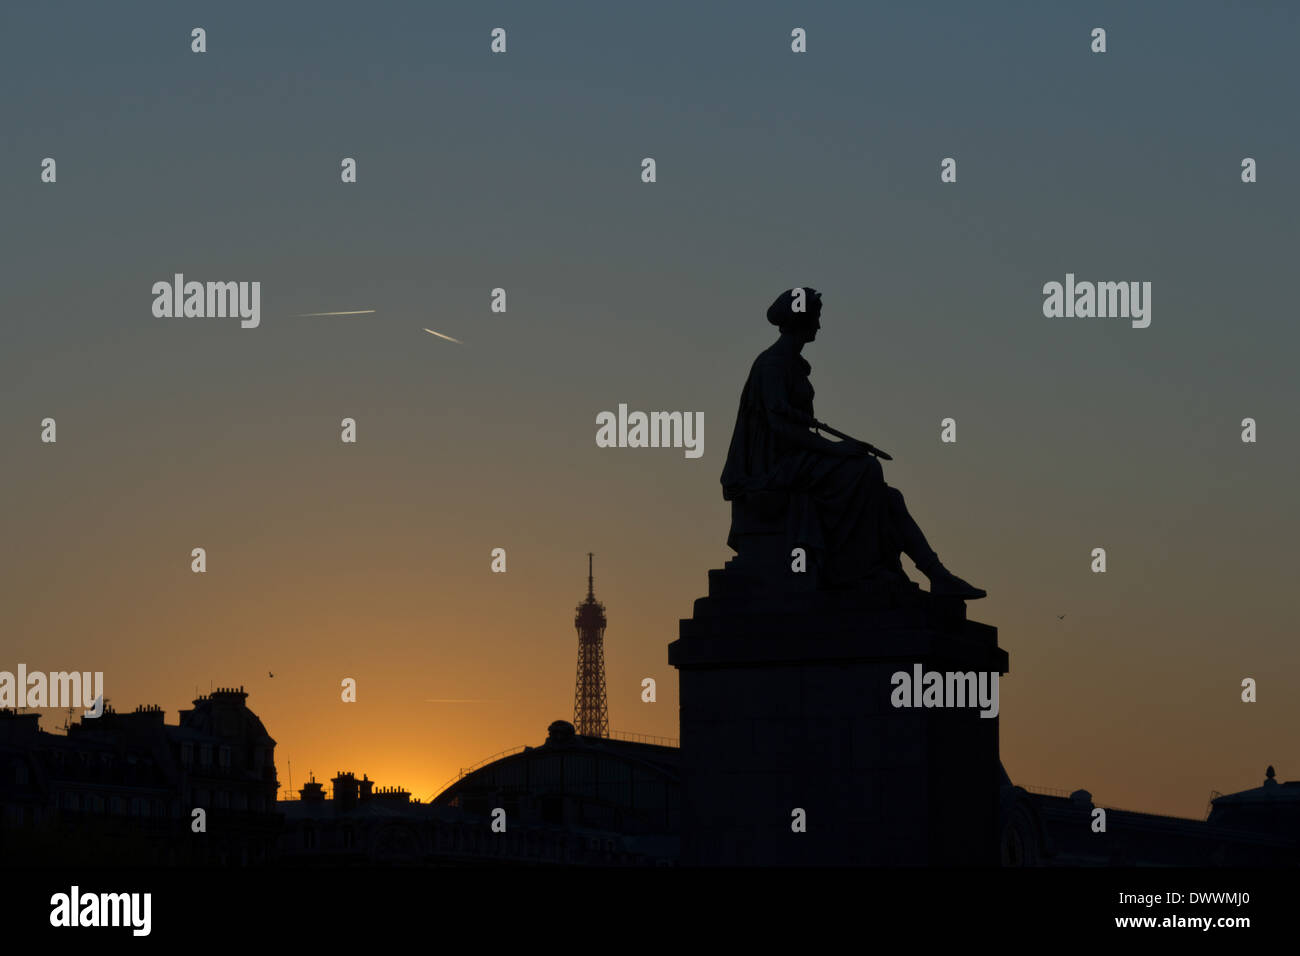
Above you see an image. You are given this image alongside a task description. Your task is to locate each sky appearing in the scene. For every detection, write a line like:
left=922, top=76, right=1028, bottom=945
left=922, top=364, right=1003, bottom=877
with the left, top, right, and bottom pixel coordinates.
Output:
left=2, top=1, right=1298, bottom=818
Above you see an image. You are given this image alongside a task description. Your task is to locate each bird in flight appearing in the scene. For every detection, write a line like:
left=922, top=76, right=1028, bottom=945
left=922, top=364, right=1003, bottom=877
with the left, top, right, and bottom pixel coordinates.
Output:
left=1057, top=615, right=1065, bottom=621
left=268, top=671, right=275, bottom=678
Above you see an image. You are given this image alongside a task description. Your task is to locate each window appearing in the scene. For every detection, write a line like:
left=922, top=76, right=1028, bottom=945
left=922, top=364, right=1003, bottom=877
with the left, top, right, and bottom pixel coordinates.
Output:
left=200, top=745, right=212, bottom=767
left=181, top=743, right=193, bottom=767
left=219, top=746, right=231, bottom=769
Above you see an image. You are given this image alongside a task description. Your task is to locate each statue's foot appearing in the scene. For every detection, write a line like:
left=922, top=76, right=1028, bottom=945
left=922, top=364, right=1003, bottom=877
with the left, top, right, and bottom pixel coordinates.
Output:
left=927, top=568, right=987, bottom=600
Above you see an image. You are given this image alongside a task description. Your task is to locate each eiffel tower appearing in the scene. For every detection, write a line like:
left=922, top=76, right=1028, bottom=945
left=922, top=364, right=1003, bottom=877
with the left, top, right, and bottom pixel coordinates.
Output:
left=572, top=553, right=610, bottom=737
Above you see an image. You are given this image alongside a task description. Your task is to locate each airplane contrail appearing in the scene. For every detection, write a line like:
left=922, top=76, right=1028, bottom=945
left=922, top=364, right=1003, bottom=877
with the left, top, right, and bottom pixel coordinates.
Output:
left=423, top=328, right=464, bottom=344
left=292, top=310, right=377, bottom=316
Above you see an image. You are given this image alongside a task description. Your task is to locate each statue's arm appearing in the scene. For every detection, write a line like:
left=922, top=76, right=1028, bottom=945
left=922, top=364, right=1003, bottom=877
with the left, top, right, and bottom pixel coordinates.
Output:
left=756, top=362, right=860, bottom=457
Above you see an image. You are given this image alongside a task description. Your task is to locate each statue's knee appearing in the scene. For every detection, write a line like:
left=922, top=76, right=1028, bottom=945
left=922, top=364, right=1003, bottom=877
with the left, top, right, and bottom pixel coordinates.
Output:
left=885, top=485, right=904, bottom=508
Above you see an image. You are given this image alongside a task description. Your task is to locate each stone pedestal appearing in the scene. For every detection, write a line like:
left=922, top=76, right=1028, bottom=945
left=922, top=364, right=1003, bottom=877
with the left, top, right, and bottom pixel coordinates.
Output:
left=668, top=566, right=1009, bottom=866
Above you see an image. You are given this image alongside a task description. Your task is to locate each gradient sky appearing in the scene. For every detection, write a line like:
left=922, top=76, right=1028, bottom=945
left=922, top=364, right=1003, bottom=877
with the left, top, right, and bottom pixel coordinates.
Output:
left=2, top=1, right=1298, bottom=818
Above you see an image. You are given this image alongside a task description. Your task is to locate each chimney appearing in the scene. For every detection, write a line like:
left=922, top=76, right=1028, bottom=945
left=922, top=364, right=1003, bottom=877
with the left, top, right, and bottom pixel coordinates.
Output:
left=299, top=775, right=325, bottom=803
left=332, top=771, right=359, bottom=811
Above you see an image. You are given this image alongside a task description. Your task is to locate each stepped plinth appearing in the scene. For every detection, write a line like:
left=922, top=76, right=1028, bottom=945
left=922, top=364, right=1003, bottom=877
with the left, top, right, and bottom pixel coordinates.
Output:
left=669, top=563, right=1009, bottom=866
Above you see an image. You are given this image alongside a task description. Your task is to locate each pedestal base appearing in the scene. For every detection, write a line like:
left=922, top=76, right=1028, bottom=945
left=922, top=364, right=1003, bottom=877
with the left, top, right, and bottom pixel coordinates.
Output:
left=668, top=568, right=1009, bottom=866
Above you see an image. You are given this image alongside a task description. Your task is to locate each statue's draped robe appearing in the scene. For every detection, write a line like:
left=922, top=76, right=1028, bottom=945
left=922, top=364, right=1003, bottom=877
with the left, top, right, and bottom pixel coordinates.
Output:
left=720, top=342, right=902, bottom=586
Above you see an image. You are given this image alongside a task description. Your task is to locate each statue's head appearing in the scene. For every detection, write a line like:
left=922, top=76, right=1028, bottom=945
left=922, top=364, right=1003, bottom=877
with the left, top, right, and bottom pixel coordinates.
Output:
left=767, top=287, right=822, bottom=342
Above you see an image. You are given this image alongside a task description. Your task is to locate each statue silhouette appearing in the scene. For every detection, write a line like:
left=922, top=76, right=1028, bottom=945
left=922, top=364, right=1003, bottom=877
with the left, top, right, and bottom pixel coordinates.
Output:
left=720, top=287, right=985, bottom=599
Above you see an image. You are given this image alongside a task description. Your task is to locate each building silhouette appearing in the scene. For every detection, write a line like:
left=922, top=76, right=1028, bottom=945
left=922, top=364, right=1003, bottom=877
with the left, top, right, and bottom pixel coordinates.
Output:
left=999, top=765, right=1300, bottom=865
left=0, top=686, right=279, bottom=866
left=278, top=721, right=678, bottom=865
left=4, top=682, right=1300, bottom=866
